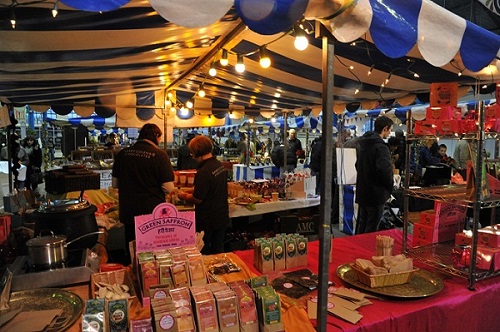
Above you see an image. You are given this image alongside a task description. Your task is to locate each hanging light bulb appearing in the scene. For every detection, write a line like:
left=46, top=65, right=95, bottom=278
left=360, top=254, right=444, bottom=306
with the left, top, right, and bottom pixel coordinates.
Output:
left=186, top=99, right=194, bottom=109
left=384, top=72, right=392, bottom=84
left=457, top=70, right=463, bottom=77
left=294, top=25, right=308, bottom=51
left=198, top=84, right=205, bottom=98
left=10, top=8, right=16, bottom=29
left=208, top=61, right=217, bottom=77
left=368, top=64, right=375, bottom=76
left=413, top=72, right=420, bottom=78
left=259, top=46, right=271, bottom=68
left=354, top=88, right=360, bottom=95
left=235, top=54, right=245, bottom=73
left=52, top=1, right=59, bottom=18
left=220, top=49, right=229, bottom=66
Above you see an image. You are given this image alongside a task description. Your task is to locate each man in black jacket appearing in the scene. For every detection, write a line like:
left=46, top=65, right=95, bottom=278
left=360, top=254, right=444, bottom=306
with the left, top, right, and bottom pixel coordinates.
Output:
left=355, top=116, right=394, bottom=234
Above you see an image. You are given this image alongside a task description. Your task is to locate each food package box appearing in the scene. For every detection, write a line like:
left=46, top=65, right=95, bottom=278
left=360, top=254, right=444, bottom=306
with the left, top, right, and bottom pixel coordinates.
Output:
left=214, top=291, right=240, bottom=332
left=476, top=246, right=500, bottom=271
left=461, top=119, right=478, bottom=133
left=108, top=299, right=128, bottom=332
left=412, top=222, right=461, bottom=244
left=193, top=291, right=219, bottom=332
left=478, top=226, right=500, bottom=248
left=455, top=231, right=473, bottom=246
left=232, top=287, right=258, bottom=332
left=425, top=106, right=460, bottom=120
left=257, top=240, right=274, bottom=274
left=285, top=237, right=297, bottom=269
left=289, top=176, right=316, bottom=196
left=413, top=120, right=437, bottom=135
left=272, top=239, right=285, bottom=272
left=435, top=119, right=462, bottom=134
left=420, top=205, right=467, bottom=228
left=296, top=236, right=308, bottom=267
left=485, top=104, right=500, bottom=119
left=485, top=119, right=497, bottom=132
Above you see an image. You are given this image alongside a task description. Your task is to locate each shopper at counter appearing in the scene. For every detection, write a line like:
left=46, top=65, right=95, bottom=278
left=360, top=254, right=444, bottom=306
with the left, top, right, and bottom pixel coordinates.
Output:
left=355, top=116, right=394, bottom=234
left=20, top=136, right=43, bottom=191
left=177, top=135, right=229, bottom=255
left=112, top=123, right=175, bottom=263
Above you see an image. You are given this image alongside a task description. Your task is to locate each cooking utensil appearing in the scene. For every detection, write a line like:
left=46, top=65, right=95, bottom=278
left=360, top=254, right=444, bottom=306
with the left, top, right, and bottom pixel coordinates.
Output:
left=26, top=230, right=103, bottom=266
left=33, top=198, right=98, bottom=250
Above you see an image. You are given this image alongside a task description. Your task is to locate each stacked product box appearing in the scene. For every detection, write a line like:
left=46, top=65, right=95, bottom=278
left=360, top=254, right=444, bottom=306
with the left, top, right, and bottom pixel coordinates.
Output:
left=476, top=225, right=500, bottom=271
left=413, top=105, right=486, bottom=135
left=228, top=281, right=259, bottom=332
left=412, top=201, right=466, bottom=247
left=253, top=286, right=284, bottom=332
left=137, top=246, right=207, bottom=303
left=254, top=234, right=308, bottom=273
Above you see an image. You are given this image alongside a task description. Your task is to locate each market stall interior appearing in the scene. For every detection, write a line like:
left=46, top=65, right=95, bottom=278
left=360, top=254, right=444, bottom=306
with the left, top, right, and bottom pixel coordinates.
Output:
left=0, top=0, right=499, bottom=331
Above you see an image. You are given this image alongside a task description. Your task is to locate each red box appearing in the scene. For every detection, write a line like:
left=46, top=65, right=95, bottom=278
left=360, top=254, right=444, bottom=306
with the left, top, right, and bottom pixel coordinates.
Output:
left=435, top=119, right=462, bottom=134
left=0, top=215, right=11, bottom=244
left=476, top=246, right=500, bottom=271
left=485, top=119, right=497, bottom=132
left=478, top=226, right=500, bottom=248
left=414, top=120, right=437, bottom=135
left=413, top=222, right=461, bottom=245
left=412, top=236, right=433, bottom=247
left=461, top=119, right=478, bottom=133
left=485, top=104, right=500, bottom=119
left=426, top=106, right=459, bottom=120
left=455, top=231, right=473, bottom=246
left=419, top=204, right=467, bottom=228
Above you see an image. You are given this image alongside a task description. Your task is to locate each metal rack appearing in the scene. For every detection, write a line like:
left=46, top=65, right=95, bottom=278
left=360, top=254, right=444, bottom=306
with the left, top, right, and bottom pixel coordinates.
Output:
left=402, top=101, right=500, bottom=289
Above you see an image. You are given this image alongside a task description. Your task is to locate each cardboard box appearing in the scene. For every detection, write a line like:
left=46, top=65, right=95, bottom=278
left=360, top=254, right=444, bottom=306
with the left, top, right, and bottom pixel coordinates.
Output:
left=435, top=119, right=462, bottom=134
left=476, top=246, right=500, bottom=271
left=426, top=106, right=460, bottom=120
left=414, top=120, right=437, bottom=135
left=420, top=204, right=467, bottom=228
left=413, top=222, right=462, bottom=244
left=455, top=232, right=473, bottom=246
left=478, top=226, right=500, bottom=248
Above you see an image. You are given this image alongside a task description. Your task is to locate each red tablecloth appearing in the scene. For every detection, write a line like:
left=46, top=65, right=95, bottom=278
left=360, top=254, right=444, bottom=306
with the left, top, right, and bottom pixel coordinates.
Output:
left=234, top=229, right=500, bottom=331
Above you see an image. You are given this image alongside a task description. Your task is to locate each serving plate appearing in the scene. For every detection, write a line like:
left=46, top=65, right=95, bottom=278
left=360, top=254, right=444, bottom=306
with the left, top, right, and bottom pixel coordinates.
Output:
left=336, top=263, right=444, bottom=298
left=5, top=288, right=83, bottom=331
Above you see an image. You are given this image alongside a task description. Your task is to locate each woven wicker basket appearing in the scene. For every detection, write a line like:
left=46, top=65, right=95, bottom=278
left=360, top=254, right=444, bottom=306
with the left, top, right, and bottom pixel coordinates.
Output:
left=351, top=263, right=418, bottom=288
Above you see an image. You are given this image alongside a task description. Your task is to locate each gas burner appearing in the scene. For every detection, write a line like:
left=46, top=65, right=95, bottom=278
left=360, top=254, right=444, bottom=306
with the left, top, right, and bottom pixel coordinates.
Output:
left=9, top=249, right=100, bottom=292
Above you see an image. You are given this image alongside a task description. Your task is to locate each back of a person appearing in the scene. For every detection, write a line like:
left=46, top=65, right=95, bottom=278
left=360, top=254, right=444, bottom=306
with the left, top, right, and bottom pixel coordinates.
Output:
left=114, top=141, right=168, bottom=222
left=194, top=157, right=229, bottom=231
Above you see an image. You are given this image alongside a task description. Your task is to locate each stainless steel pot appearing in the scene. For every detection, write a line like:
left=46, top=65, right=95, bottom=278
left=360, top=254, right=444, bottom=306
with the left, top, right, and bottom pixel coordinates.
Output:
left=26, top=231, right=103, bottom=266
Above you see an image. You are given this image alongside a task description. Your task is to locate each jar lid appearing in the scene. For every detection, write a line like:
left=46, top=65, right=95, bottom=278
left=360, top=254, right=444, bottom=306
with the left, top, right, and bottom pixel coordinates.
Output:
left=37, top=199, right=91, bottom=213
left=26, top=234, right=67, bottom=247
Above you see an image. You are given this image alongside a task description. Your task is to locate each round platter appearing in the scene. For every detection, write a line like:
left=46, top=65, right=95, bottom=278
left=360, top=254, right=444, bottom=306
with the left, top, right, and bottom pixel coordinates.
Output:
left=6, top=288, right=83, bottom=331
left=336, top=263, right=444, bottom=298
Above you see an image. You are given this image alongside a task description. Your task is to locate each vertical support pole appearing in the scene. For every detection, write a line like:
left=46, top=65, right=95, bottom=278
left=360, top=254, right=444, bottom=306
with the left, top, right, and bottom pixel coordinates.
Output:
left=283, top=111, right=288, bottom=171
left=315, top=21, right=335, bottom=332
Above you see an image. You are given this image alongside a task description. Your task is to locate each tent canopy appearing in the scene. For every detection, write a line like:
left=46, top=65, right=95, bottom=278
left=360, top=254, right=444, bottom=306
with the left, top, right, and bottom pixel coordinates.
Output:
left=0, top=0, right=498, bottom=120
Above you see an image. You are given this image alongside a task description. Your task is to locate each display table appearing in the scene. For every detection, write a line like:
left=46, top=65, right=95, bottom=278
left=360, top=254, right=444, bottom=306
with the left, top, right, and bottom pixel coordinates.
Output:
left=234, top=229, right=500, bottom=331
left=232, top=163, right=280, bottom=181
left=229, top=197, right=320, bottom=218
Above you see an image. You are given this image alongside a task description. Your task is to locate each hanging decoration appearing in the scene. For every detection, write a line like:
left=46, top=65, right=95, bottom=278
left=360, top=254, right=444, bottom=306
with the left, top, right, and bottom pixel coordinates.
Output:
left=60, top=0, right=130, bottom=12
left=149, top=0, right=233, bottom=28
left=235, top=0, right=309, bottom=35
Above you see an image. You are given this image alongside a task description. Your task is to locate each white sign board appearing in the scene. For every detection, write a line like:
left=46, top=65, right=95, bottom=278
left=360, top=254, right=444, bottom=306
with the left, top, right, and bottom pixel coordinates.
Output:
left=336, top=148, right=357, bottom=185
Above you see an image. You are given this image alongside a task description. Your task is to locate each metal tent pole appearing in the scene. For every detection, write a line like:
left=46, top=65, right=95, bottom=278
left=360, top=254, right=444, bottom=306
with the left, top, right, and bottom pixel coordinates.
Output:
left=315, top=21, right=335, bottom=332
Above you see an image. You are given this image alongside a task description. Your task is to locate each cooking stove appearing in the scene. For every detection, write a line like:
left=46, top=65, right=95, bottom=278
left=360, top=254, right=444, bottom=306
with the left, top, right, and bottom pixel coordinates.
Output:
left=9, top=249, right=100, bottom=292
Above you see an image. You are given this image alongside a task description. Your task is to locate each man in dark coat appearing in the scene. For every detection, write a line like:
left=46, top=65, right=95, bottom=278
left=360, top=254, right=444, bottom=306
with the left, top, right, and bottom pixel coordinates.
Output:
left=355, top=116, right=394, bottom=234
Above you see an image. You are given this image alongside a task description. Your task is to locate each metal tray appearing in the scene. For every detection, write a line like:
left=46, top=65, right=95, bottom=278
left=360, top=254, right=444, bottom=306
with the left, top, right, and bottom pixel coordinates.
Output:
left=6, top=288, right=83, bottom=331
left=337, top=263, right=444, bottom=299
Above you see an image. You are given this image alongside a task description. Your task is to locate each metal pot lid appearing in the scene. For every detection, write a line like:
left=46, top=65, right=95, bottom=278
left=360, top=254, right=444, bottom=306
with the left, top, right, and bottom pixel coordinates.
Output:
left=37, top=198, right=91, bottom=213
left=26, top=234, right=67, bottom=247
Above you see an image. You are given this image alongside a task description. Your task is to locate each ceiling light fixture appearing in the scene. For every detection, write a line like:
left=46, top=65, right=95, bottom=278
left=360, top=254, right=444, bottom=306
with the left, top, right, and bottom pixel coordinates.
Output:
left=367, top=64, right=375, bottom=76
left=186, top=99, right=194, bottom=109
left=259, top=46, right=271, bottom=69
left=52, top=1, right=59, bottom=18
left=220, top=49, right=229, bottom=66
left=208, top=61, right=217, bottom=77
left=235, top=54, right=245, bottom=73
left=10, top=7, right=16, bottom=29
left=198, top=84, right=205, bottom=98
left=293, top=24, right=308, bottom=51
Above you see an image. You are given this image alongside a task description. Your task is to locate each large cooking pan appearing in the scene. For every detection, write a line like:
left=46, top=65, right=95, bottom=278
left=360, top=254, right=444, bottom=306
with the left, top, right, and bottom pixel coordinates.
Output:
left=26, top=231, right=103, bottom=266
left=32, top=198, right=99, bottom=250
